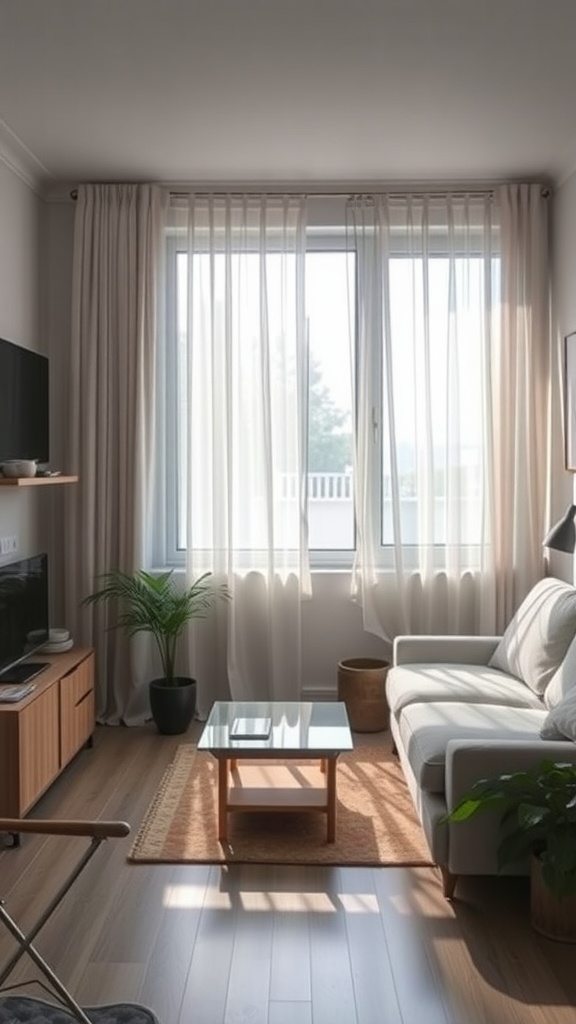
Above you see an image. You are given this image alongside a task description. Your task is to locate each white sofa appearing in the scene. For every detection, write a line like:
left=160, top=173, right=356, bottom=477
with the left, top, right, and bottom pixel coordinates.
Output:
left=386, top=577, right=576, bottom=897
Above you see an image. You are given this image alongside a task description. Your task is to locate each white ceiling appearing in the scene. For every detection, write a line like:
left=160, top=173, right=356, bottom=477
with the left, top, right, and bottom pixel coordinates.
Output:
left=2, top=0, right=576, bottom=192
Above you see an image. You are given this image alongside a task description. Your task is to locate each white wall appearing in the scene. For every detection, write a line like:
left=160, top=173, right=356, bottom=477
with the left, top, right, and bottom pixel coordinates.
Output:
left=40, top=200, right=75, bottom=470
left=0, top=167, right=77, bottom=628
left=550, top=171, right=576, bottom=584
left=0, top=161, right=42, bottom=566
left=38, top=198, right=76, bottom=623
left=553, top=171, right=576, bottom=341
left=302, top=572, right=389, bottom=696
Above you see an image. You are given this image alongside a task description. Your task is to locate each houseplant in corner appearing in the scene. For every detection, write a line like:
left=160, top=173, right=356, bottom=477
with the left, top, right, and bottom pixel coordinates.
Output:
left=447, top=759, right=576, bottom=941
left=83, top=569, right=230, bottom=735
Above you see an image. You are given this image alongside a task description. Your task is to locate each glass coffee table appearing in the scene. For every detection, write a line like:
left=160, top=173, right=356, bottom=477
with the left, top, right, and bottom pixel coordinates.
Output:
left=198, top=700, right=353, bottom=843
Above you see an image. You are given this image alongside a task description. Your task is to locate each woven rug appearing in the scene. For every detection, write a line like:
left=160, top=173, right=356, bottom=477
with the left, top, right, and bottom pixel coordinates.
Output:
left=129, top=744, right=434, bottom=867
left=0, top=995, right=158, bottom=1022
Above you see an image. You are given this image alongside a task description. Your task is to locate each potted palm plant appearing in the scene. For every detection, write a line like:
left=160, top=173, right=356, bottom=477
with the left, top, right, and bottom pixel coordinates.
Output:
left=83, top=568, right=230, bottom=735
left=447, top=759, right=576, bottom=941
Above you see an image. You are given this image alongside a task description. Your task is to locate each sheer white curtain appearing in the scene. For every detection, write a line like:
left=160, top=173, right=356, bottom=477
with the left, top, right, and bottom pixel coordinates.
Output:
left=66, top=183, right=164, bottom=724
left=161, top=194, right=310, bottom=715
left=348, top=186, right=551, bottom=640
left=492, top=183, right=553, bottom=623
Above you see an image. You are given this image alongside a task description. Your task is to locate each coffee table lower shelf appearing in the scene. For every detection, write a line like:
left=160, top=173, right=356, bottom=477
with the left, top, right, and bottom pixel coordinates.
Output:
left=217, top=759, right=338, bottom=843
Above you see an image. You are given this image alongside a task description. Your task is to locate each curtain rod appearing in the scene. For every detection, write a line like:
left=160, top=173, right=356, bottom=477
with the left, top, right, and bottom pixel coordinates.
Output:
left=168, top=189, right=498, bottom=200
left=69, top=188, right=496, bottom=201
left=69, top=186, right=551, bottom=201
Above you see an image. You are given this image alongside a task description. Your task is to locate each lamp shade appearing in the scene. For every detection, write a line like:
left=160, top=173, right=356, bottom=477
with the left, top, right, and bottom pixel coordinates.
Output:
left=543, top=505, right=576, bottom=553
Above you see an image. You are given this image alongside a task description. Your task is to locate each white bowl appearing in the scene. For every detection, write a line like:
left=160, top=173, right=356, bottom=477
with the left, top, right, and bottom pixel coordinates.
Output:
left=48, top=628, right=70, bottom=643
left=1, top=460, right=37, bottom=478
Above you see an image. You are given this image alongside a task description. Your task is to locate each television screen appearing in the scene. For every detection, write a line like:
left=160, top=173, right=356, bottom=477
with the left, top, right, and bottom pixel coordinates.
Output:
left=0, top=337, right=49, bottom=463
left=0, top=553, right=49, bottom=680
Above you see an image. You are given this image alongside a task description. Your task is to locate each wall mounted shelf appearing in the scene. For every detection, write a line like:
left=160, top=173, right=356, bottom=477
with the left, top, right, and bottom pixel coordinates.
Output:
left=0, top=475, right=78, bottom=487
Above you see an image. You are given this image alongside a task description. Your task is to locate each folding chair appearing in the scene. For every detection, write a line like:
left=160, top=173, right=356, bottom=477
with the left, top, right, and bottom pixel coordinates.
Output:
left=0, top=817, right=159, bottom=1024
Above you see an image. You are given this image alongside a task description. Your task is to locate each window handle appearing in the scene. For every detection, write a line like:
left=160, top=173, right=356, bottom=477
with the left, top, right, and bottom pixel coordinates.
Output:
left=372, top=406, right=378, bottom=443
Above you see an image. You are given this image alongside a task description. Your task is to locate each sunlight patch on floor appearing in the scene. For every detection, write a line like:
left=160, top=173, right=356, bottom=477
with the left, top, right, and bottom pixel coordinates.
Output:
left=163, top=883, right=378, bottom=913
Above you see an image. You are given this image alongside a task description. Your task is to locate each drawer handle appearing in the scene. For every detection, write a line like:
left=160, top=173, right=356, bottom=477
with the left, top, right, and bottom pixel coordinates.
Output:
left=75, top=690, right=93, bottom=708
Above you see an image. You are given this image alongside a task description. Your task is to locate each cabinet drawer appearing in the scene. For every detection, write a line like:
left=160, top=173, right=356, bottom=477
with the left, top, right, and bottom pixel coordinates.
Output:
left=60, top=653, right=95, bottom=766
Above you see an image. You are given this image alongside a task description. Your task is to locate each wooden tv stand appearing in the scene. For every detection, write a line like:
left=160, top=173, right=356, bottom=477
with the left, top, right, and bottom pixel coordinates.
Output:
left=0, top=647, right=95, bottom=819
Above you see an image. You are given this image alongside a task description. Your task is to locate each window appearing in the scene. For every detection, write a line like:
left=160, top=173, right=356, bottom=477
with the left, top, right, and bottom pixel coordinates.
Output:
left=156, top=195, right=494, bottom=572
left=159, top=232, right=356, bottom=568
left=349, top=193, right=498, bottom=572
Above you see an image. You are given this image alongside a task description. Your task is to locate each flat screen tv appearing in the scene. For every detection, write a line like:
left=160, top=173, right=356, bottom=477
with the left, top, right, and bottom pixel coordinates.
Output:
left=0, top=337, right=49, bottom=463
left=0, top=553, right=49, bottom=683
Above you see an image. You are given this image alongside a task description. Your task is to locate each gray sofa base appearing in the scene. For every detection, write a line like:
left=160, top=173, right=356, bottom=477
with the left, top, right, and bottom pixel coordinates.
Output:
left=387, top=634, right=576, bottom=896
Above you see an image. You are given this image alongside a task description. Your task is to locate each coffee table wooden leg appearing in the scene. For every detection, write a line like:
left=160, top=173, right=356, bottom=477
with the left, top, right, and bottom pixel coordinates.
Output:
left=218, top=758, right=228, bottom=842
left=326, top=757, right=337, bottom=842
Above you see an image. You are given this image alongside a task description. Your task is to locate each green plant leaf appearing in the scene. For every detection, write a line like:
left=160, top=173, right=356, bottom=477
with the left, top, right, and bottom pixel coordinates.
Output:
left=83, top=568, right=230, bottom=683
left=446, top=758, right=576, bottom=899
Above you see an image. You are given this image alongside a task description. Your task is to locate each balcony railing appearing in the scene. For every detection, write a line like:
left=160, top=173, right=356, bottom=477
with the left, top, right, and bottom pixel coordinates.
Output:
left=280, top=471, right=353, bottom=500
left=280, top=472, right=482, bottom=548
left=178, top=473, right=483, bottom=550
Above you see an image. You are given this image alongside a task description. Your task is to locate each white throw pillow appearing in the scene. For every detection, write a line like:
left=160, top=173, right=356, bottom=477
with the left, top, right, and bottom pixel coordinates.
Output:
left=489, top=577, right=576, bottom=696
left=545, top=630, right=576, bottom=709
left=540, top=687, right=576, bottom=741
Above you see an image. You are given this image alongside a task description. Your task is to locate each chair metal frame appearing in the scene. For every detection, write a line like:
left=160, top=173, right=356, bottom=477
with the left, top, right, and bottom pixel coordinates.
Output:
left=0, top=817, right=130, bottom=1024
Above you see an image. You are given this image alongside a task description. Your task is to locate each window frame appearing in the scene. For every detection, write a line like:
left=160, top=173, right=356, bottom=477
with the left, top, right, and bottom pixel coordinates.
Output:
left=155, top=207, right=494, bottom=573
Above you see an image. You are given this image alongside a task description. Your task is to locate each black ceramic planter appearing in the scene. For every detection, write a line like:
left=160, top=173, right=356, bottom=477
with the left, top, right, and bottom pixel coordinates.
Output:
left=149, top=677, right=197, bottom=735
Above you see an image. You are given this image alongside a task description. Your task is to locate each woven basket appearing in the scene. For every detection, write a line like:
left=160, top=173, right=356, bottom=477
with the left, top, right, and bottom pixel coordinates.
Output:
left=337, top=657, right=390, bottom=733
left=530, top=855, right=576, bottom=943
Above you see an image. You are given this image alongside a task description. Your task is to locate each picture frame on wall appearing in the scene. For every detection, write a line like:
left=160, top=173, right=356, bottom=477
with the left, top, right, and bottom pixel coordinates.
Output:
left=564, top=332, right=576, bottom=471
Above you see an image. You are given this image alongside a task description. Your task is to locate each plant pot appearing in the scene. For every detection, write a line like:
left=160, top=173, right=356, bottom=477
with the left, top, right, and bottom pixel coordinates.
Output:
left=337, top=657, right=390, bottom=732
left=530, top=854, right=576, bottom=943
left=149, top=677, right=197, bottom=736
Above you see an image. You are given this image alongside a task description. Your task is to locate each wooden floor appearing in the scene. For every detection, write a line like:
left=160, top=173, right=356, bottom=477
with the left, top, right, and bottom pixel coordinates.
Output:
left=1, top=723, right=576, bottom=1024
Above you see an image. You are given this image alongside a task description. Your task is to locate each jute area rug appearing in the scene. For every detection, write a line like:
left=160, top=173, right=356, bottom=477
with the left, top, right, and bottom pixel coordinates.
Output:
left=129, top=745, right=434, bottom=867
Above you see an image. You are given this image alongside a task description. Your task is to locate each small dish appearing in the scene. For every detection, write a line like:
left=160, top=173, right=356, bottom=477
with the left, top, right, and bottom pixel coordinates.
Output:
left=48, top=628, right=70, bottom=643
left=40, top=638, right=74, bottom=654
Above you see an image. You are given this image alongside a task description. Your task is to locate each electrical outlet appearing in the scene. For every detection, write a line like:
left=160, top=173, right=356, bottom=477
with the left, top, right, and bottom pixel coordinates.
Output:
left=0, top=536, right=18, bottom=555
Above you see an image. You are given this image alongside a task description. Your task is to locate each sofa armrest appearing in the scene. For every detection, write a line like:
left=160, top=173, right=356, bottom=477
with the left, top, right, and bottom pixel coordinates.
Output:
left=445, top=738, right=576, bottom=810
left=393, top=635, right=502, bottom=667
left=443, top=738, right=576, bottom=876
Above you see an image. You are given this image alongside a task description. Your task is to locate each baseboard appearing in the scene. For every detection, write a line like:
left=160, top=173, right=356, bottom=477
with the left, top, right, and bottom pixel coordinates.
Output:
left=302, top=685, right=337, bottom=701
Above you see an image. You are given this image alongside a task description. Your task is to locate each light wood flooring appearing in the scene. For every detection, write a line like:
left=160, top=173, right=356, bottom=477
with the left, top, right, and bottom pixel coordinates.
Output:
left=1, top=722, right=576, bottom=1024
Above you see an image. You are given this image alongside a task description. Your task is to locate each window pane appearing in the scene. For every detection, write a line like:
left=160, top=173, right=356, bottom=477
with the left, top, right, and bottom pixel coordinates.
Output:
left=176, top=248, right=302, bottom=555
left=382, top=256, right=492, bottom=546
left=306, top=251, right=355, bottom=551
left=176, top=249, right=356, bottom=555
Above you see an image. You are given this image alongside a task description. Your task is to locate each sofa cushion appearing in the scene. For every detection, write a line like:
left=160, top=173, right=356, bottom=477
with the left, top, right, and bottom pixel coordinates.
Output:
left=398, top=701, right=547, bottom=794
left=540, top=688, right=576, bottom=742
left=544, top=630, right=576, bottom=709
left=386, top=663, right=544, bottom=716
left=488, top=577, right=576, bottom=695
